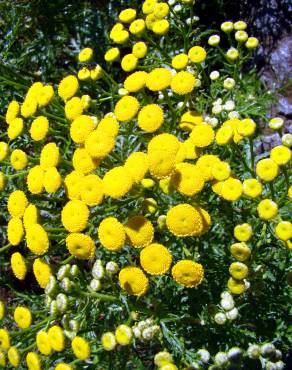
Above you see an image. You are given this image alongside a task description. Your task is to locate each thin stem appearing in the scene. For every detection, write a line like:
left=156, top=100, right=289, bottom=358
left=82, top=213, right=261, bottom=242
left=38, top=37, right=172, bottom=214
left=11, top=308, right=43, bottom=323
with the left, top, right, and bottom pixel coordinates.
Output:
left=269, top=182, right=275, bottom=201
left=249, top=137, right=255, bottom=176
left=0, top=243, right=12, bottom=254
left=81, top=292, right=118, bottom=302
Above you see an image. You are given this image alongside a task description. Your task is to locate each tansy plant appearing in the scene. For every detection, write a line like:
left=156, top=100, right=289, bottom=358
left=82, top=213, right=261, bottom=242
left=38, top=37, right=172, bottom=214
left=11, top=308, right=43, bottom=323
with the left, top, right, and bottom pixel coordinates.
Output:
left=0, top=0, right=291, bottom=369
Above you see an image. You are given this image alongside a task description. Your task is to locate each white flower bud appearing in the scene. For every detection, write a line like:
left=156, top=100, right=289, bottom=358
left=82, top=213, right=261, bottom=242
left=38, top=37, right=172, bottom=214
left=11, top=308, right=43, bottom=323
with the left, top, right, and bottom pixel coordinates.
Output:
left=208, top=35, right=220, bottom=46
left=247, top=344, right=261, bottom=359
left=221, top=291, right=233, bottom=300
left=45, top=295, right=52, bottom=308
left=224, top=78, right=236, bottom=90
left=209, top=118, right=219, bottom=127
left=210, top=71, right=220, bottom=80
left=60, top=277, right=74, bottom=293
left=145, top=318, right=154, bottom=326
left=269, top=117, right=284, bottom=130
left=193, top=16, right=199, bottom=22
left=106, top=261, right=119, bottom=274
left=228, top=111, right=240, bottom=119
left=194, top=79, right=201, bottom=87
left=90, top=279, right=102, bottom=292
left=70, top=264, right=79, bottom=277
left=57, top=265, right=70, bottom=281
left=56, top=293, right=69, bottom=313
left=142, top=327, right=153, bottom=340
left=186, top=17, right=192, bottom=25
left=224, top=100, right=235, bottom=111
left=220, top=298, right=234, bottom=311
left=151, top=325, right=161, bottom=334
left=168, top=0, right=176, bottom=5
left=177, top=102, right=184, bottom=109
left=50, top=300, right=58, bottom=316
left=215, top=352, right=228, bottom=366
left=227, top=347, right=242, bottom=361
left=214, top=312, right=227, bottom=325
left=275, top=350, right=282, bottom=360
left=244, top=280, right=251, bottom=290
left=266, top=362, right=278, bottom=370
left=69, top=319, right=80, bottom=332
left=197, top=349, right=210, bottom=363
left=275, top=361, right=285, bottom=370
left=45, top=275, right=58, bottom=297
left=137, top=320, right=148, bottom=331
left=118, top=88, right=129, bottom=96
left=261, top=343, right=276, bottom=357
left=64, top=330, right=76, bottom=340
left=173, top=4, right=182, bottom=12
left=132, top=327, right=142, bottom=338
left=226, top=307, right=238, bottom=320
left=282, top=133, right=292, bottom=147
left=92, top=260, right=105, bottom=279
left=189, top=362, right=200, bottom=370
left=212, top=104, right=222, bottom=115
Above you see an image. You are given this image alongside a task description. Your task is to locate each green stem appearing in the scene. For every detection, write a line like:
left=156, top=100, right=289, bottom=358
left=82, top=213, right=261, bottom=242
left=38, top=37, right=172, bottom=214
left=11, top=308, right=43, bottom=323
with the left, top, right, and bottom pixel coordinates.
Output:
left=163, top=91, right=176, bottom=125
left=249, top=137, right=255, bottom=176
left=61, top=255, right=74, bottom=265
left=81, top=292, right=118, bottom=302
left=0, top=243, right=12, bottom=254
left=269, top=182, right=275, bottom=201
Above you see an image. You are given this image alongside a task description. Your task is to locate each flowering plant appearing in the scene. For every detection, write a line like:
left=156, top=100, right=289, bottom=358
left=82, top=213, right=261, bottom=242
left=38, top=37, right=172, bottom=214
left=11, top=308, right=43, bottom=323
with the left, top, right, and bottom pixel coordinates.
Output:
left=0, top=0, right=291, bottom=369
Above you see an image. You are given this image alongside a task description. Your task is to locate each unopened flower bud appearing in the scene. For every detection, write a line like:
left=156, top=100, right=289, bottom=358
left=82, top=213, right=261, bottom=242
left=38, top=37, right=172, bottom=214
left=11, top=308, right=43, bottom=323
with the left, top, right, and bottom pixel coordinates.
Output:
left=282, top=133, right=292, bottom=147
left=141, top=178, right=155, bottom=188
left=227, top=347, right=242, bottom=361
left=224, top=78, right=236, bottom=90
left=92, top=260, right=105, bottom=279
left=220, top=298, right=234, bottom=311
left=197, top=349, right=210, bottom=363
left=208, top=35, right=220, bottom=46
left=261, top=343, right=276, bottom=358
left=118, top=88, right=129, bottom=96
left=142, top=198, right=157, bottom=214
left=226, top=307, right=238, bottom=320
left=69, top=319, right=80, bottom=332
left=214, top=312, right=226, bottom=325
left=70, top=264, right=80, bottom=277
left=50, top=300, right=58, bottom=316
left=224, top=100, right=235, bottom=111
left=60, top=277, right=74, bottom=293
left=90, top=279, right=102, bottom=292
left=269, top=117, right=284, bottom=130
left=56, top=293, right=69, bottom=313
left=221, top=21, right=233, bottom=32
left=142, top=327, right=154, bottom=340
left=106, top=261, right=119, bottom=274
left=210, top=71, right=220, bottom=80
left=247, top=344, right=261, bottom=359
left=57, top=265, right=70, bottom=281
left=215, top=352, right=228, bottom=366
left=45, top=276, right=58, bottom=297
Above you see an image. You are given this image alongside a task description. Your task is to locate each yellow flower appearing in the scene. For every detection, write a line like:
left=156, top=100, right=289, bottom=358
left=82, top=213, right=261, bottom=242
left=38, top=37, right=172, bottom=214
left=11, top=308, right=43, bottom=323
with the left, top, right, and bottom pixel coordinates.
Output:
left=0, top=329, right=10, bottom=350
left=72, top=147, right=97, bottom=174
left=8, top=117, right=24, bottom=140
left=64, top=170, right=84, bottom=200
left=40, top=142, right=60, bottom=169
left=58, top=75, right=79, bottom=101
left=115, top=325, right=132, bottom=346
left=26, top=224, right=49, bottom=255
left=44, top=167, right=62, bottom=193
left=55, top=364, right=73, bottom=370
left=85, top=129, right=115, bottom=159
left=0, top=141, right=9, bottom=161
left=234, top=223, right=252, bottom=242
left=65, top=96, right=84, bottom=120
left=124, top=215, right=154, bottom=248
left=103, top=166, right=133, bottom=199
left=104, top=47, right=120, bottom=62
left=30, top=116, right=49, bottom=141
left=70, top=115, right=95, bottom=144
left=154, top=352, right=173, bottom=367
left=257, top=199, right=278, bottom=220
left=172, top=260, right=204, bottom=288
left=101, top=332, right=116, bottom=351
left=78, top=47, right=93, bottom=62
left=98, top=116, right=119, bottom=137
left=140, top=243, right=172, bottom=275
left=197, top=207, right=212, bottom=235
left=154, top=2, right=169, bottom=18
left=132, top=42, right=148, bottom=58
left=270, top=145, right=291, bottom=165
left=26, top=352, right=41, bottom=370
left=0, top=350, right=5, bottom=367
left=256, top=158, right=279, bottom=182
left=7, top=190, right=28, bottom=218
left=6, top=100, right=20, bottom=124
left=7, top=217, right=24, bottom=246
left=11, top=252, right=27, bottom=280
left=98, top=217, right=126, bottom=251
left=26, top=82, right=43, bottom=100
left=23, top=204, right=38, bottom=230
left=245, top=37, right=259, bottom=49
left=166, top=204, right=204, bottom=237
left=179, top=111, right=203, bottom=131
left=14, top=306, right=32, bottom=329
left=148, top=150, right=176, bottom=179
left=61, top=200, right=89, bottom=232
left=172, top=53, right=189, bottom=70
left=27, top=165, right=45, bottom=194
left=190, top=124, right=215, bottom=147
left=269, top=117, right=283, bottom=130
left=8, top=346, right=20, bottom=368
left=234, top=21, right=247, bottom=30
left=72, top=336, right=91, bottom=360
left=227, top=277, right=245, bottom=294
left=146, top=68, right=172, bottom=91
left=0, top=172, right=5, bottom=191
left=21, top=97, right=37, bottom=118
left=138, top=104, right=164, bottom=132
left=235, top=30, right=248, bottom=42
left=114, top=96, right=140, bottom=122
left=161, top=364, right=178, bottom=370
left=79, top=174, right=103, bottom=206
left=275, top=221, right=292, bottom=241
left=236, top=118, right=256, bottom=137
left=216, top=126, right=234, bottom=145
left=0, top=300, right=5, bottom=320
left=142, top=0, right=157, bottom=14
left=230, top=242, right=251, bottom=261
left=66, top=233, right=96, bottom=259
left=141, top=178, right=155, bottom=189
left=243, top=178, right=262, bottom=198
left=119, top=8, right=136, bottom=23
left=229, top=262, right=249, bottom=280
left=129, top=19, right=146, bottom=35
left=171, top=162, right=204, bottom=196
left=124, top=71, right=148, bottom=93
left=121, top=53, right=138, bottom=72
left=171, top=71, right=196, bottom=95
left=33, top=258, right=52, bottom=288
left=211, top=161, right=231, bottom=181
left=188, top=46, right=207, bottom=63
left=10, top=149, right=28, bottom=170
left=221, top=21, right=233, bottom=32
left=119, top=266, right=149, bottom=296
left=124, top=151, right=149, bottom=183
left=48, top=325, right=65, bottom=352
left=221, top=178, right=243, bottom=201
left=91, top=65, right=103, bottom=80
left=37, top=85, right=54, bottom=107
left=226, top=47, right=239, bottom=61
left=36, top=331, right=52, bottom=356
left=145, top=13, right=157, bottom=30
left=222, top=119, right=243, bottom=143
left=152, top=19, right=170, bottom=35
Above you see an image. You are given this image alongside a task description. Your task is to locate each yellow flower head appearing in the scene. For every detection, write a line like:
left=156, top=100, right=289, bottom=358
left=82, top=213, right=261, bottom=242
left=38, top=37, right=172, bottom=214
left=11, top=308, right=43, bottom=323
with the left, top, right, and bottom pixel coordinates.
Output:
left=146, top=68, right=172, bottom=91
left=78, top=47, right=93, bottom=62
left=221, top=178, right=243, bottom=201
left=72, top=147, right=97, bottom=174
left=72, top=336, right=91, bottom=360
left=33, top=258, right=52, bottom=288
left=103, top=166, right=133, bottom=199
left=7, top=190, right=28, bottom=218
left=227, top=277, right=245, bottom=294
left=230, top=242, right=251, bottom=261
left=166, top=203, right=204, bottom=237
left=114, top=95, right=140, bottom=122
left=30, top=116, right=49, bottom=141
left=121, top=53, right=138, bottom=72
left=10, top=149, right=28, bottom=170
left=138, top=104, right=164, bottom=132
left=211, top=161, right=231, bottom=181
left=172, top=53, right=189, bottom=70
left=8, top=117, right=24, bottom=140
left=26, top=224, right=49, bottom=255
left=142, top=0, right=158, bottom=14
left=154, top=351, right=173, bottom=367
left=124, top=71, right=148, bottom=93
left=104, top=47, right=120, bottom=62
left=27, top=165, right=45, bottom=194
left=58, top=75, right=79, bottom=101
left=98, top=217, right=126, bottom=252
left=0, top=142, right=9, bottom=161
left=0, top=172, right=5, bottom=191
left=14, top=306, right=32, bottom=329
left=0, top=350, right=5, bottom=367
left=197, top=154, right=221, bottom=181
left=23, top=204, right=38, bottom=230
left=6, top=100, right=20, bottom=124
left=152, top=19, right=170, bottom=35
left=234, top=223, right=252, bottom=242
left=124, top=215, right=154, bottom=248
left=216, top=126, right=234, bottom=145
left=132, top=42, right=148, bottom=58
left=129, top=19, right=146, bottom=35
left=26, top=352, right=41, bottom=370
left=101, top=332, right=116, bottom=351
left=37, top=85, right=54, bottom=107
left=48, top=325, right=65, bottom=352
left=229, top=262, right=249, bottom=280
left=40, top=142, right=60, bottom=169
left=61, top=200, right=89, bottom=232
left=172, top=260, right=204, bottom=288
left=21, top=97, right=37, bottom=118
left=171, top=162, right=204, bottom=196
left=124, top=151, right=149, bottom=183
left=148, top=133, right=180, bottom=155
left=270, top=145, right=291, bottom=166
left=66, top=233, right=96, bottom=259
left=236, top=118, right=256, bottom=137
left=8, top=346, right=20, bottom=368
left=256, top=158, right=279, bottom=182
left=243, top=178, right=262, bottom=198
left=85, top=129, right=116, bottom=159
left=98, top=115, right=119, bottom=137
left=275, top=221, right=292, bottom=241
left=0, top=329, right=10, bottom=350
left=190, top=124, right=215, bottom=148
left=154, top=2, right=169, bottom=18
left=119, top=8, right=136, bottom=23
left=55, top=364, right=73, bottom=370
left=119, top=266, right=149, bottom=296
left=115, top=325, right=132, bottom=346
left=140, top=243, right=172, bottom=275
left=171, top=71, right=196, bottom=95
left=257, top=199, right=278, bottom=220
left=79, top=174, right=103, bottom=206
left=188, top=46, right=207, bottom=63
left=36, top=331, right=52, bottom=356
left=65, top=96, right=84, bottom=120
left=44, top=167, right=62, bottom=193
left=64, top=170, right=84, bottom=200
left=7, top=217, right=24, bottom=246
left=0, top=300, right=5, bottom=320
left=70, top=115, right=95, bottom=144
left=245, top=37, right=259, bottom=49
